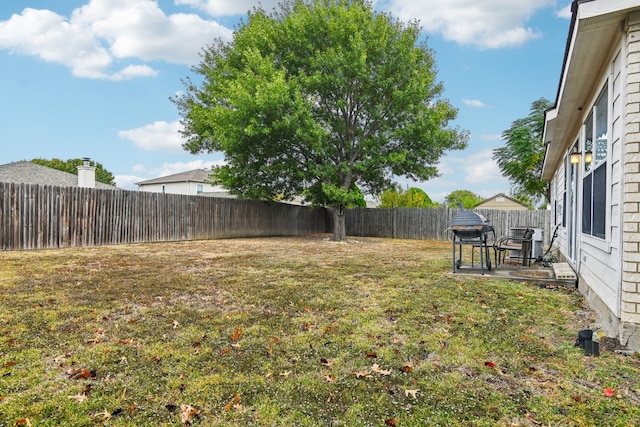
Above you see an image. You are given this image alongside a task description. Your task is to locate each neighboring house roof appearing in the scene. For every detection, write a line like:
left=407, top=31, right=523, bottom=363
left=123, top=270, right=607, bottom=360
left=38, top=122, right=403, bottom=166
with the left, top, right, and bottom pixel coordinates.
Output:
left=136, top=169, right=211, bottom=185
left=474, top=193, right=528, bottom=210
left=0, top=161, right=117, bottom=190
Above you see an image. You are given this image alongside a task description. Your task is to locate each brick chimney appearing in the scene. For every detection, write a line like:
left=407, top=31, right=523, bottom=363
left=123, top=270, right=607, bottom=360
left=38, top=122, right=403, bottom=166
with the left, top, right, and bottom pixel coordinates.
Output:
left=77, top=157, right=96, bottom=188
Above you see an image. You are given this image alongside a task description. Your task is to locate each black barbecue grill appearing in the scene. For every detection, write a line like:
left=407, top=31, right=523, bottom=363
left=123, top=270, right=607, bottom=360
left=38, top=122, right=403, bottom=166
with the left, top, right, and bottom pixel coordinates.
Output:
left=449, top=205, right=494, bottom=274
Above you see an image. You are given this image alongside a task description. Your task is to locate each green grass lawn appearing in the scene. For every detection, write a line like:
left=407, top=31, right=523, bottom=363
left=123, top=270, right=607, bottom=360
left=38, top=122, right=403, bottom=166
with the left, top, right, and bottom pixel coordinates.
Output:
left=1, top=236, right=639, bottom=426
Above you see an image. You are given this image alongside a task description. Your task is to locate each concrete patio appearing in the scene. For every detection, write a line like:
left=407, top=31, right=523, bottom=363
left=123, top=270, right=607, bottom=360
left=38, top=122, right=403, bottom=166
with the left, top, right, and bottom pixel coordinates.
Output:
left=449, top=259, right=578, bottom=287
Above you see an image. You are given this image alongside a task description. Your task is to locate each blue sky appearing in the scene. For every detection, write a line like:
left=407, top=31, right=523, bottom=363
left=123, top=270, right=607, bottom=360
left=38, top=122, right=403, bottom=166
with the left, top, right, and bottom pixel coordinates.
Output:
left=0, top=0, right=572, bottom=202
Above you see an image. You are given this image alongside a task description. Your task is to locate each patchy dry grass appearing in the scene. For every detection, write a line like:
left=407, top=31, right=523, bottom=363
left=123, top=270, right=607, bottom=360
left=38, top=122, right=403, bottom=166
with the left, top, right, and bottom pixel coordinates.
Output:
left=1, top=236, right=639, bottom=426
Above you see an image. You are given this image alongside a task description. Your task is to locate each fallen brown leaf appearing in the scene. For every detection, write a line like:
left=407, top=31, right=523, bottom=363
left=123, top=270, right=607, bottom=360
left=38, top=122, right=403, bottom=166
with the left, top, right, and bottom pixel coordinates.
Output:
left=67, top=368, right=96, bottom=380
left=95, top=409, right=111, bottom=421
left=401, top=363, right=414, bottom=373
left=68, top=393, right=88, bottom=403
left=223, top=394, right=241, bottom=412
left=230, top=327, right=243, bottom=341
left=354, top=369, right=371, bottom=378
left=525, top=412, right=542, bottom=425
left=180, top=403, right=200, bottom=424
left=404, top=389, right=419, bottom=398
left=372, top=363, right=392, bottom=376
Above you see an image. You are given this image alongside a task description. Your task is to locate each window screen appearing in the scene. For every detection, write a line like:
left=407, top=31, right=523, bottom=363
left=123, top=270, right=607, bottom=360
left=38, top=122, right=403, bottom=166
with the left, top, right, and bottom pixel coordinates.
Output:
left=593, top=162, right=606, bottom=239
left=581, top=83, right=608, bottom=239
left=582, top=173, right=592, bottom=235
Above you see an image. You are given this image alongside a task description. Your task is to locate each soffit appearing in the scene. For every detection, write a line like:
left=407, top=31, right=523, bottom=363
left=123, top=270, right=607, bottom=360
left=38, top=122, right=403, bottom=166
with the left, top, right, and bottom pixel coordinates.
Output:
left=542, top=5, right=632, bottom=179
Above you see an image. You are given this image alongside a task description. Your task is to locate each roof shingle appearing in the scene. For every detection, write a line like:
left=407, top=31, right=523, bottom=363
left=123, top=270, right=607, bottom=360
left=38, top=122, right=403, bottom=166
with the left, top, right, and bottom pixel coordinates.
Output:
left=0, top=161, right=118, bottom=190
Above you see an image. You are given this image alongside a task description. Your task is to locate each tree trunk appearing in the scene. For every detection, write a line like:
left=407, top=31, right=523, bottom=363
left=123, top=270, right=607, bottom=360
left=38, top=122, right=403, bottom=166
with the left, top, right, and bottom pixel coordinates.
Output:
left=331, top=204, right=347, bottom=242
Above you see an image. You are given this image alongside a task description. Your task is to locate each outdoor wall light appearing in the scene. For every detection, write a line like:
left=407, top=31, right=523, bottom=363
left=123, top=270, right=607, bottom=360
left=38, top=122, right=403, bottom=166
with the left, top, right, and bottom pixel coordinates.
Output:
left=570, top=151, right=581, bottom=164
left=585, top=150, right=593, bottom=163
left=570, top=149, right=592, bottom=165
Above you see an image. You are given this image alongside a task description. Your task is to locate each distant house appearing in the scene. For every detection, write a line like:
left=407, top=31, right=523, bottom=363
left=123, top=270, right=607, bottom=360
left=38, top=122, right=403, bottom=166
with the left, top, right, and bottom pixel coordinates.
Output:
left=0, top=160, right=117, bottom=190
left=136, top=169, right=230, bottom=197
left=474, top=193, right=529, bottom=211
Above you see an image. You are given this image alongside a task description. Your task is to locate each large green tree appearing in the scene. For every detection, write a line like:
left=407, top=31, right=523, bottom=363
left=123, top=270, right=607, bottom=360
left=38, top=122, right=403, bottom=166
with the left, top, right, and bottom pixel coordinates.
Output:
left=30, top=158, right=116, bottom=186
left=174, top=0, right=468, bottom=241
left=492, top=97, right=553, bottom=205
left=445, top=189, right=483, bottom=209
left=380, top=186, right=439, bottom=208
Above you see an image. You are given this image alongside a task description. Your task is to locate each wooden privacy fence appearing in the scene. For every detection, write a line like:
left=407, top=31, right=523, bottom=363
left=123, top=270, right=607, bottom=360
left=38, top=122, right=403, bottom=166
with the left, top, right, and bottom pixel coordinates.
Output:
left=346, top=207, right=553, bottom=247
left=0, top=182, right=553, bottom=251
left=0, top=183, right=329, bottom=251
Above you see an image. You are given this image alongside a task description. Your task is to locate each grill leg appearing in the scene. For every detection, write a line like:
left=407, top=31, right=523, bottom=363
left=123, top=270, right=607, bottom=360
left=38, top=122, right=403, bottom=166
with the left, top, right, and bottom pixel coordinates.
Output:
left=480, top=239, right=484, bottom=275
left=452, top=239, right=456, bottom=273
left=485, top=243, right=492, bottom=271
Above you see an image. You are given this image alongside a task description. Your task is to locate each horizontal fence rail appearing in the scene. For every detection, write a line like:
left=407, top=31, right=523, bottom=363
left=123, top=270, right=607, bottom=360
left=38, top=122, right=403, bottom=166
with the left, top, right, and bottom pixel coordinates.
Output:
left=0, top=183, right=329, bottom=251
left=345, top=207, right=552, bottom=247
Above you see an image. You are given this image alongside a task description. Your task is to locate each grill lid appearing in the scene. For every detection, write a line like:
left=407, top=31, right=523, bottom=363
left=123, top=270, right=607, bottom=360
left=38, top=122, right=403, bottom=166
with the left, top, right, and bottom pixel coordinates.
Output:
left=450, top=204, right=487, bottom=227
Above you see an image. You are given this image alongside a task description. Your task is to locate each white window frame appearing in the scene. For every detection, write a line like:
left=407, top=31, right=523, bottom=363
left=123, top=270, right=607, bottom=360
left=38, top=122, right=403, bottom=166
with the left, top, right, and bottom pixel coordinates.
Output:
left=581, top=79, right=611, bottom=244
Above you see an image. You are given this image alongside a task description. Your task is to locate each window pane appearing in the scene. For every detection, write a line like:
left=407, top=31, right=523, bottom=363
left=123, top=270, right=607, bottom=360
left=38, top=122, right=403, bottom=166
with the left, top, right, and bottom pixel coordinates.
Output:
left=593, top=162, right=606, bottom=238
left=584, top=112, right=593, bottom=173
left=562, top=191, right=566, bottom=227
left=595, top=85, right=608, bottom=164
left=582, top=173, right=592, bottom=234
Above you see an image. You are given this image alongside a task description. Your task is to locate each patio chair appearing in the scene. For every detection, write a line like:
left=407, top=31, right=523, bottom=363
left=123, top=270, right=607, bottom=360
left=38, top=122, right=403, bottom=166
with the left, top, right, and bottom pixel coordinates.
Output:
left=494, top=228, right=534, bottom=266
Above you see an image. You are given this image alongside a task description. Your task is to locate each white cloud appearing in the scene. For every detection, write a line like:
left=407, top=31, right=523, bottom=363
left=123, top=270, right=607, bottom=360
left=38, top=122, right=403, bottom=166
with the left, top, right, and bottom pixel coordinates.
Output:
left=481, top=133, right=503, bottom=141
left=384, top=0, right=555, bottom=49
left=434, top=158, right=454, bottom=176
left=110, top=65, right=158, bottom=81
left=379, top=147, right=511, bottom=203
left=114, top=174, right=145, bottom=190
left=462, top=149, right=506, bottom=185
left=176, top=0, right=281, bottom=17
left=118, top=120, right=184, bottom=152
left=556, top=3, right=572, bottom=19
left=463, top=99, right=487, bottom=108
left=72, top=0, right=232, bottom=64
left=179, top=0, right=559, bottom=50
left=1, top=0, right=563, bottom=80
left=0, top=0, right=232, bottom=79
left=0, top=8, right=114, bottom=79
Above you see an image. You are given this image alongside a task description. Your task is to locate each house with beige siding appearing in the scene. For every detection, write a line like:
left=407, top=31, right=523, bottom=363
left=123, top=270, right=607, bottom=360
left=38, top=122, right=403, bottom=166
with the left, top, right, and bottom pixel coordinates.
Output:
left=542, top=0, right=640, bottom=350
left=474, top=193, right=529, bottom=211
